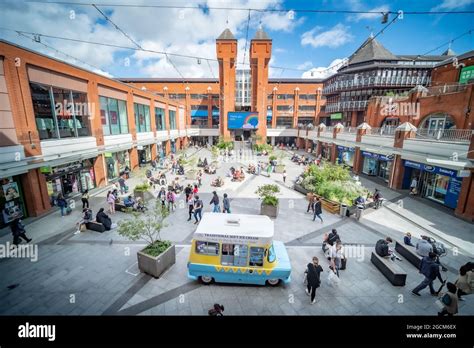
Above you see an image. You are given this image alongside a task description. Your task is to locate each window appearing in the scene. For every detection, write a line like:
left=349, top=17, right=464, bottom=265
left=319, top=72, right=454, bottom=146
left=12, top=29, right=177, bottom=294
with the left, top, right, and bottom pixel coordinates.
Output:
left=169, top=109, right=177, bottom=130
left=191, top=105, right=208, bottom=110
left=276, top=105, right=291, bottom=111
left=276, top=117, right=293, bottom=128
left=134, top=103, right=151, bottom=133
left=249, top=247, right=264, bottom=267
left=195, top=241, right=219, bottom=255
left=100, top=96, right=129, bottom=135
left=277, top=94, right=294, bottom=100
left=298, top=105, right=315, bottom=111
left=155, top=107, right=165, bottom=131
left=221, top=244, right=248, bottom=266
left=169, top=93, right=186, bottom=99
left=30, top=82, right=91, bottom=140
left=191, top=94, right=208, bottom=100
left=268, top=244, right=276, bottom=263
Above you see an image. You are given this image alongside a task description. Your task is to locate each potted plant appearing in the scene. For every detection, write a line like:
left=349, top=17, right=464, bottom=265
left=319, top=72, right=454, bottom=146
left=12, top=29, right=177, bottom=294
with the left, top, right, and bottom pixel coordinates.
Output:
left=133, top=182, right=153, bottom=202
left=256, top=184, right=280, bottom=218
left=118, top=201, right=175, bottom=278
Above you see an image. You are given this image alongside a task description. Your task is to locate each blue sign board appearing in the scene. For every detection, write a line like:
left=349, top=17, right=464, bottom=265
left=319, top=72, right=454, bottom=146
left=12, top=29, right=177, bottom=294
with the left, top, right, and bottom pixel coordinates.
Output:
left=227, top=112, right=259, bottom=129
left=191, top=110, right=208, bottom=118
left=404, top=160, right=458, bottom=178
left=337, top=146, right=355, bottom=152
left=445, top=177, right=462, bottom=209
left=362, top=151, right=393, bottom=162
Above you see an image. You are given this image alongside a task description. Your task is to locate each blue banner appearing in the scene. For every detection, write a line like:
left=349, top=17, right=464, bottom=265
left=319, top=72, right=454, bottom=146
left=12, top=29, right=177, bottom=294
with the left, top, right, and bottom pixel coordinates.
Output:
left=404, top=160, right=458, bottom=178
left=227, top=112, right=259, bottom=129
left=191, top=110, right=208, bottom=118
left=362, top=151, right=392, bottom=161
left=337, top=146, right=355, bottom=152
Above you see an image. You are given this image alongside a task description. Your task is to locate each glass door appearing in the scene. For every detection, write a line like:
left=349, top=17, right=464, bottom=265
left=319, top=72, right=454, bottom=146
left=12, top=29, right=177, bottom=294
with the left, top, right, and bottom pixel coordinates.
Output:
left=427, top=118, right=445, bottom=138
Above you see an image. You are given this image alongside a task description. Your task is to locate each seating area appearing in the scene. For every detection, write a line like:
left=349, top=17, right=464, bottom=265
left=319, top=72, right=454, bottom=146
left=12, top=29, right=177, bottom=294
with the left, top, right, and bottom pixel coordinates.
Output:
left=370, top=252, right=407, bottom=286
left=85, top=221, right=106, bottom=233
left=395, top=241, right=423, bottom=269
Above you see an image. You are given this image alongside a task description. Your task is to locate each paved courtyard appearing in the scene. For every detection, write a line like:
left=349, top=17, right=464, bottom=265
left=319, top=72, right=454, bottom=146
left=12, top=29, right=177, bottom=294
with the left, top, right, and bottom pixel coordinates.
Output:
left=0, top=145, right=473, bottom=316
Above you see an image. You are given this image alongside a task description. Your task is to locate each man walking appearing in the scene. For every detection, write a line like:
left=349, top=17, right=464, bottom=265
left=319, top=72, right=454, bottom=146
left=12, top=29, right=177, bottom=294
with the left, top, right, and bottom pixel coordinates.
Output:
left=118, top=175, right=127, bottom=195
left=223, top=193, right=231, bottom=213
left=193, top=195, right=203, bottom=224
left=210, top=191, right=220, bottom=213
left=312, top=197, right=323, bottom=223
left=305, top=257, right=323, bottom=304
left=283, top=170, right=287, bottom=184
left=412, top=252, right=445, bottom=297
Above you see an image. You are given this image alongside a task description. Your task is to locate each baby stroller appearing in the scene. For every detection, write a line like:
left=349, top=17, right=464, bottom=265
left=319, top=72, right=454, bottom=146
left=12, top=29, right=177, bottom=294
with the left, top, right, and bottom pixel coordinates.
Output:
left=208, top=303, right=224, bottom=316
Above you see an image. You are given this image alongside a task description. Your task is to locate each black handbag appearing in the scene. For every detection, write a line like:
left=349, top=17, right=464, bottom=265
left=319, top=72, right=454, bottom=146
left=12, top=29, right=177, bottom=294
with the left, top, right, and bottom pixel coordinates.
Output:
left=340, top=257, right=347, bottom=270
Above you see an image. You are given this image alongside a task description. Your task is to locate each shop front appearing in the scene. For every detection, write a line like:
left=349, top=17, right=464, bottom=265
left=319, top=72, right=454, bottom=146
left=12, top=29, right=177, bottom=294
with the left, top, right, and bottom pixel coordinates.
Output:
left=337, top=146, right=355, bottom=167
left=320, top=142, right=331, bottom=160
left=361, top=151, right=393, bottom=182
left=42, top=159, right=96, bottom=203
left=402, top=160, right=463, bottom=209
left=157, top=142, right=166, bottom=160
left=0, top=176, right=27, bottom=229
left=137, top=145, right=152, bottom=167
left=105, top=150, right=131, bottom=180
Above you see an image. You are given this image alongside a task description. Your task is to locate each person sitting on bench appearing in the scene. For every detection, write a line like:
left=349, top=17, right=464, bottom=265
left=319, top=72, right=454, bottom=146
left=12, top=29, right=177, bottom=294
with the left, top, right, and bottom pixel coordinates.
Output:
left=376, top=237, right=401, bottom=261
left=354, top=195, right=366, bottom=206
left=96, top=208, right=113, bottom=231
left=124, top=195, right=136, bottom=208
left=404, top=232, right=416, bottom=247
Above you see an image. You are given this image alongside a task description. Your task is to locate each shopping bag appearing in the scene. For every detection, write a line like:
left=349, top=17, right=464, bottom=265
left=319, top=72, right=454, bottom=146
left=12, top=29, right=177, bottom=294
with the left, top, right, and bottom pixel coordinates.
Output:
left=327, top=270, right=340, bottom=287
left=80, top=223, right=87, bottom=232
left=66, top=206, right=72, bottom=215
left=303, top=271, right=308, bottom=285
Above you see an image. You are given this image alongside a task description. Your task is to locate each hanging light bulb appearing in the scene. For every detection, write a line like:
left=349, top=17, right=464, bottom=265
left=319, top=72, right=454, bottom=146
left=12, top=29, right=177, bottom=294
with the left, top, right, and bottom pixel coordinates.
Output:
left=381, top=12, right=389, bottom=24
left=197, top=58, right=201, bottom=65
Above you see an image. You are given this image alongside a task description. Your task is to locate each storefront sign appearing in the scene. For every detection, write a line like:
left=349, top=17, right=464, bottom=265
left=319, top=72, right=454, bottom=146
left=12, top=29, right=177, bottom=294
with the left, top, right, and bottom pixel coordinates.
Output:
left=40, top=166, right=52, bottom=174
left=227, top=112, right=259, bottom=129
left=404, top=160, right=459, bottom=178
left=457, top=170, right=471, bottom=178
left=459, top=65, right=474, bottom=84
left=137, top=145, right=144, bottom=150
left=337, top=146, right=355, bottom=152
left=362, top=151, right=392, bottom=162
left=104, top=152, right=113, bottom=158
left=330, top=113, right=342, bottom=120
left=2, top=181, right=23, bottom=224
left=445, top=178, right=462, bottom=209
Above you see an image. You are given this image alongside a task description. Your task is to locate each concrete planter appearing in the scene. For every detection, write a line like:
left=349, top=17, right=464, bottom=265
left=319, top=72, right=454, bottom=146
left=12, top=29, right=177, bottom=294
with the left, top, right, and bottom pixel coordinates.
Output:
left=134, top=189, right=154, bottom=202
left=294, top=183, right=309, bottom=195
left=274, top=164, right=286, bottom=173
left=260, top=203, right=279, bottom=218
left=137, top=244, right=176, bottom=278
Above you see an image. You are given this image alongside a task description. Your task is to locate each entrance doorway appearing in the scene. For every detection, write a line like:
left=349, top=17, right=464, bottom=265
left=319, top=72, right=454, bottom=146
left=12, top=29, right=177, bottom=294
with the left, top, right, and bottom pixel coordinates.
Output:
left=420, top=172, right=449, bottom=204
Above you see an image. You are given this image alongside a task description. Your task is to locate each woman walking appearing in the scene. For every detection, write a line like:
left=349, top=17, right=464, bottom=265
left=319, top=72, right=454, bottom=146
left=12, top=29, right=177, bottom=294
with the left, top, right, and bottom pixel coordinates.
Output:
left=57, top=193, right=68, bottom=217
left=305, top=257, right=323, bottom=304
left=106, top=190, right=116, bottom=214
left=81, top=190, right=90, bottom=209
left=312, top=197, right=323, bottom=223
left=187, top=195, right=194, bottom=221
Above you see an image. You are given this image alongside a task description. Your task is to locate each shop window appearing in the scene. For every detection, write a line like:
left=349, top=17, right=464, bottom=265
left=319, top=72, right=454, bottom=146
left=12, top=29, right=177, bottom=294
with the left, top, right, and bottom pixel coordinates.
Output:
left=31, top=83, right=58, bottom=139
left=249, top=247, right=264, bottom=267
left=169, top=109, right=177, bottom=130
left=71, top=91, right=91, bottom=137
left=195, top=241, right=219, bottom=255
left=221, top=244, right=248, bottom=266
left=134, top=103, right=151, bottom=133
left=155, top=107, right=165, bottom=131
left=100, top=96, right=128, bottom=135
left=53, top=87, right=75, bottom=138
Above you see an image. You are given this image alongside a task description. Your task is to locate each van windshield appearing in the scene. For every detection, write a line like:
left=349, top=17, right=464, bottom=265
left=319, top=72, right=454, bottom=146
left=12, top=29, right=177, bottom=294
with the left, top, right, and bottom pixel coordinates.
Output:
left=268, top=244, right=276, bottom=263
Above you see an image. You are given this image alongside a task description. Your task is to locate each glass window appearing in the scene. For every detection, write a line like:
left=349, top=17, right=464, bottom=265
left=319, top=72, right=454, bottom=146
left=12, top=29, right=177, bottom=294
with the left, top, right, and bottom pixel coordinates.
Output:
left=249, top=247, right=264, bottom=267
left=71, top=91, right=90, bottom=137
left=100, top=96, right=110, bottom=136
left=134, top=103, right=151, bottom=133
left=155, top=107, right=165, bottom=131
left=195, top=241, right=219, bottom=255
left=221, top=244, right=248, bottom=266
left=169, top=109, right=177, bottom=130
left=118, top=100, right=128, bottom=134
left=144, top=104, right=151, bottom=132
left=52, top=87, right=75, bottom=138
left=30, top=83, right=58, bottom=139
left=108, top=97, right=120, bottom=135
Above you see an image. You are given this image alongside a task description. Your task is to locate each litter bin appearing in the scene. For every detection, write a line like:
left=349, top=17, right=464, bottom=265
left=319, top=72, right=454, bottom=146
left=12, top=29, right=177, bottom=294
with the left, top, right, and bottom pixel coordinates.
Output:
left=340, top=203, right=348, bottom=217
left=355, top=205, right=364, bottom=220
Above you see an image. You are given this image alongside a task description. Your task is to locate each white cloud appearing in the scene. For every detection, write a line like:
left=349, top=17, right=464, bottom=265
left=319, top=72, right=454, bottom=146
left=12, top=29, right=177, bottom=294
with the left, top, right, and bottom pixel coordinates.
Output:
left=301, top=58, right=348, bottom=79
left=432, top=0, right=474, bottom=10
left=351, top=5, right=390, bottom=21
left=297, top=61, right=313, bottom=70
left=0, top=0, right=300, bottom=78
left=301, top=24, right=354, bottom=48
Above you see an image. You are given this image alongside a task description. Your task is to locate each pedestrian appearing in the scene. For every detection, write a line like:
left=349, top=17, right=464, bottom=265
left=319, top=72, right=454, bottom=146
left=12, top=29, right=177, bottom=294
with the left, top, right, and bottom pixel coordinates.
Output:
left=10, top=218, right=32, bottom=245
left=454, top=265, right=473, bottom=300
left=151, top=159, right=157, bottom=171
left=416, top=235, right=433, bottom=257
left=404, top=232, right=416, bottom=247
left=283, top=170, right=287, bottom=184
left=322, top=228, right=340, bottom=255
left=197, top=170, right=202, bottom=187
left=56, top=193, right=68, bottom=217
left=187, top=195, right=194, bottom=221
left=106, top=190, right=115, bottom=214
left=166, top=189, right=176, bottom=212
left=437, top=282, right=459, bottom=316
left=193, top=184, right=199, bottom=195
left=223, top=193, right=231, bottom=213
left=306, top=195, right=315, bottom=213
left=410, top=177, right=418, bottom=195
left=412, top=252, right=445, bottom=297
left=329, top=240, right=345, bottom=277
left=266, top=163, right=272, bottom=177
left=157, top=187, right=166, bottom=208
left=184, top=184, right=192, bottom=202
left=305, top=257, right=323, bottom=304
left=210, top=191, right=220, bottom=213
left=373, top=189, right=383, bottom=209
left=193, top=195, right=203, bottom=224
left=257, top=162, right=261, bottom=176
left=81, top=189, right=89, bottom=209
left=118, top=176, right=127, bottom=195
left=312, top=197, right=323, bottom=223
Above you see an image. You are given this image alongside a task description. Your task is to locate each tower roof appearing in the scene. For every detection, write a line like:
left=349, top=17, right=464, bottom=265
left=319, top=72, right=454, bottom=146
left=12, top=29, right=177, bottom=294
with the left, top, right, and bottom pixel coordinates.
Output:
left=348, top=37, right=397, bottom=65
left=442, top=48, right=456, bottom=56
left=252, top=27, right=271, bottom=40
left=217, top=28, right=236, bottom=40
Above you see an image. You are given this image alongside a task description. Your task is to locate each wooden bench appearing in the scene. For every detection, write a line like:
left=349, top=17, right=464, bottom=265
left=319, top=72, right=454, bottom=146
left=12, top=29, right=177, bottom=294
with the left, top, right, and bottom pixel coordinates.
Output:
left=370, top=252, right=407, bottom=286
left=395, top=241, right=422, bottom=269
left=85, top=221, right=105, bottom=233
left=115, top=202, right=128, bottom=212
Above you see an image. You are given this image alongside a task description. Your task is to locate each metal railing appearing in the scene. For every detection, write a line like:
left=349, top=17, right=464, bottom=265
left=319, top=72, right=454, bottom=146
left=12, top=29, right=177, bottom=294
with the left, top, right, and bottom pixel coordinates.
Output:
left=415, top=128, right=472, bottom=142
left=366, top=127, right=397, bottom=137
left=425, top=84, right=467, bottom=96
left=323, top=76, right=430, bottom=94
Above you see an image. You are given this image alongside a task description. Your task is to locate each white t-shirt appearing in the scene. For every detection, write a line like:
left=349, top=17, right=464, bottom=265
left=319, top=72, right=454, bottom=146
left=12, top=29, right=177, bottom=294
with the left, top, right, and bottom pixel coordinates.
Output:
left=330, top=245, right=344, bottom=260
left=411, top=179, right=417, bottom=188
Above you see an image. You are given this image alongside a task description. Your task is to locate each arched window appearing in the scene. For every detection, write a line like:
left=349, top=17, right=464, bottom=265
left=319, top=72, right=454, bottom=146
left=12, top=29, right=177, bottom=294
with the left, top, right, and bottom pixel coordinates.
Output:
left=420, top=113, right=455, bottom=132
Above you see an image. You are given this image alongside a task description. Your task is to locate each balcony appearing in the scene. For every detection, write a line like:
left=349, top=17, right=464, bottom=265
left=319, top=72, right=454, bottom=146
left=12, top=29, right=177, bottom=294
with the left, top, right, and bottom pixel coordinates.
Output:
left=414, top=128, right=472, bottom=143
left=323, top=76, right=430, bottom=94
left=425, top=84, right=468, bottom=96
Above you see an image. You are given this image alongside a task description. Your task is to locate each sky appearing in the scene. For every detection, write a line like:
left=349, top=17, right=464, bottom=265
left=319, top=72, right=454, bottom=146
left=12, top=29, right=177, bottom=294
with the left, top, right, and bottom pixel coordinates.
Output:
left=0, top=0, right=473, bottom=79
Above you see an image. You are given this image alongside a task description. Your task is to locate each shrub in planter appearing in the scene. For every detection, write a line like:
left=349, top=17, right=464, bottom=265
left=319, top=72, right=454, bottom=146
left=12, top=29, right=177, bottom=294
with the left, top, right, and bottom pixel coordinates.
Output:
left=134, top=182, right=151, bottom=201
left=256, top=184, right=280, bottom=218
left=118, top=200, right=175, bottom=278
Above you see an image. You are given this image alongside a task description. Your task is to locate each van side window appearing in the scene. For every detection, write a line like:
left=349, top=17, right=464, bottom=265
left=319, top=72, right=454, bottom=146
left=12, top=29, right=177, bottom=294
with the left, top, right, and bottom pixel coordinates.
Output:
left=249, top=247, right=264, bottom=267
left=221, top=244, right=248, bottom=266
left=268, top=244, right=276, bottom=263
left=195, top=241, right=219, bottom=255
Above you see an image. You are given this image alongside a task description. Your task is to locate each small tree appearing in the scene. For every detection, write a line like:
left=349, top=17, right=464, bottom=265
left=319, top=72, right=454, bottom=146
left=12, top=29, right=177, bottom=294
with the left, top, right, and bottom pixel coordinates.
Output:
left=211, top=145, right=220, bottom=161
left=118, top=200, right=171, bottom=257
left=255, top=184, right=280, bottom=206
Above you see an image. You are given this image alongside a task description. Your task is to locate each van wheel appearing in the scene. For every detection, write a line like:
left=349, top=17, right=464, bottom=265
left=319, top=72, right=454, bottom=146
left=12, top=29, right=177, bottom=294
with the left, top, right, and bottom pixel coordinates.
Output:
left=200, top=276, right=213, bottom=285
left=267, top=278, right=280, bottom=286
